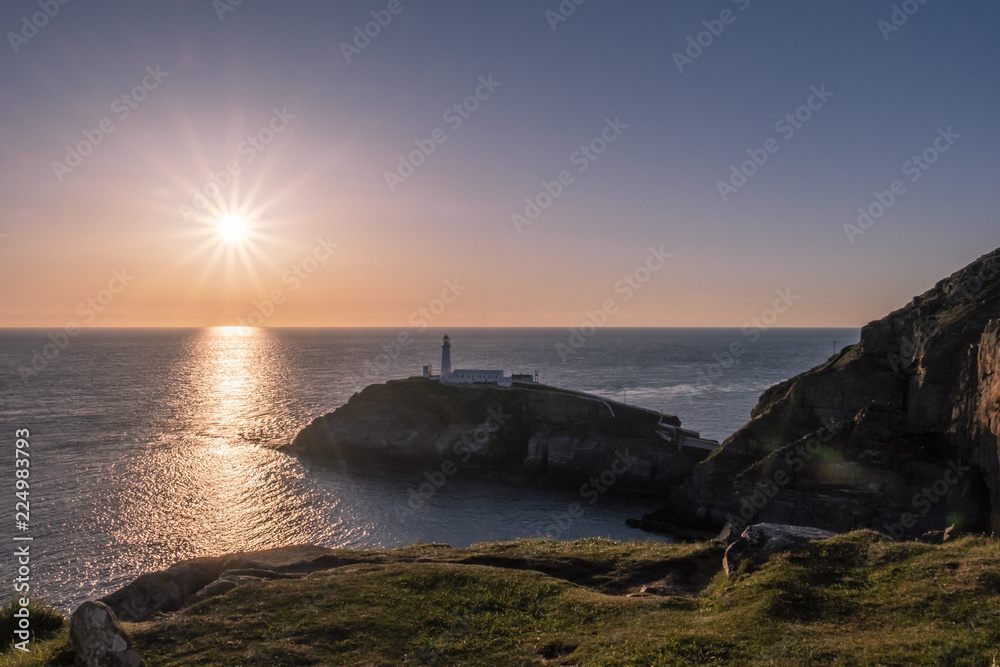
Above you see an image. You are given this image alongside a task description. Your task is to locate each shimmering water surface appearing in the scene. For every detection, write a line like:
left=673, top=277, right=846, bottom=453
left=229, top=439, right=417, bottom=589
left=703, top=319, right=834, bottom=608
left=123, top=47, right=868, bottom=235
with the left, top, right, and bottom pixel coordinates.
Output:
left=0, top=327, right=859, bottom=611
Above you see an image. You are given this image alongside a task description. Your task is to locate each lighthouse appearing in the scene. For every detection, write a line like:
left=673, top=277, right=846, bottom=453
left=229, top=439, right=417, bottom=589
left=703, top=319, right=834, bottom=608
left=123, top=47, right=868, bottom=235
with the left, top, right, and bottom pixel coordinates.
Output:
left=441, top=334, right=452, bottom=377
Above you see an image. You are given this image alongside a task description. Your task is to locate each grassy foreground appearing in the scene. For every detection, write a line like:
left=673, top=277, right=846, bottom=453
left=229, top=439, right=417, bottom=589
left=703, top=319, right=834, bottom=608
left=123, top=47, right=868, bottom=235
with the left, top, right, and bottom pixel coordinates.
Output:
left=3, top=532, right=1000, bottom=666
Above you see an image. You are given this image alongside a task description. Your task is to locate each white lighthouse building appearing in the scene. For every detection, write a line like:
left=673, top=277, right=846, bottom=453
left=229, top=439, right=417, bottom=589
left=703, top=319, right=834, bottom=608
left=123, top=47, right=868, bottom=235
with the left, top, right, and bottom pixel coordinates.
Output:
left=440, top=334, right=452, bottom=377
left=420, top=334, right=536, bottom=386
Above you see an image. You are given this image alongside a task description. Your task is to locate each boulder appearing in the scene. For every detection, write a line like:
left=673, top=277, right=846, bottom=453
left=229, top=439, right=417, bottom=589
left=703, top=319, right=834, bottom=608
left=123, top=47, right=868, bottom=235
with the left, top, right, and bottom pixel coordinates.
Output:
left=99, top=561, right=225, bottom=622
left=723, top=523, right=836, bottom=576
left=70, top=601, right=146, bottom=667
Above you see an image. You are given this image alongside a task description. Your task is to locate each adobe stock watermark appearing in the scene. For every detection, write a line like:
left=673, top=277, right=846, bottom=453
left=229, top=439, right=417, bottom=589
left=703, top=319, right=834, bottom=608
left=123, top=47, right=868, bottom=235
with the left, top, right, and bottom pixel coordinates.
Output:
left=883, top=459, right=970, bottom=539
left=17, top=269, right=135, bottom=382
left=844, top=126, right=960, bottom=245
left=340, top=0, right=417, bottom=64
left=179, top=107, right=295, bottom=222
left=237, top=236, right=339, bottom=327
left=545, top=0, right=589, bottom=31
left=384, top=75, right=502, bottom=193
left=888, top=316, right=942, bottom=374
left=511, top=116, right=628, bottom=234
left=52, top=66, right=170, bottom=183
left=688, top=288, right=800, bottom=397
left=535, top=449, right=638, bottom=539
left=402, top=406, right=511, bottom=517
left=671, top=0, right=752, bottom=74
left=945, top=254, right=998, bottom=303
left=213, top=0, right=245, bottom=21
left=887, top=255, right=997, bottom=373
left=878, top=0, right=932, bottom=41
left=737, top=419, right=836, bottom=522
left=7, top=0, right=72, bottom=55
left=716, top=84, right=834, bottom=202
left=358, top=278, right=468, bottom=383
left=555, top=245, right=671, bottom=361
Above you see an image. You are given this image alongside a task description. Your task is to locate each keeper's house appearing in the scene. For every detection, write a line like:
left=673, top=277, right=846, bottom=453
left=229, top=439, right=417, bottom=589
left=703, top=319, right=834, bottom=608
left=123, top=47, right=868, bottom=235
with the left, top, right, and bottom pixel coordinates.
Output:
left=448, top=369, right=506, bottom=384
left=419, top=335, right=537, bottom=387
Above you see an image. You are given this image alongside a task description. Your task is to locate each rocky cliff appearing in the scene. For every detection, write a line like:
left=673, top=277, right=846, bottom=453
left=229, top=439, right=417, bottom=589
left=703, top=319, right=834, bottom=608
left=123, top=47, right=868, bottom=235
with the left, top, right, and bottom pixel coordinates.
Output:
left=288, top=379, right=716, bottom=495
left=644, top=248, right=1000, bottom=538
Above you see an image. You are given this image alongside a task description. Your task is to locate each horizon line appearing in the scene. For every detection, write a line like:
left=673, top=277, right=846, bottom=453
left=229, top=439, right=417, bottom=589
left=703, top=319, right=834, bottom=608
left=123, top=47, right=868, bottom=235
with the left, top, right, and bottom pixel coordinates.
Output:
left=0, top=325, right=865, bottom=331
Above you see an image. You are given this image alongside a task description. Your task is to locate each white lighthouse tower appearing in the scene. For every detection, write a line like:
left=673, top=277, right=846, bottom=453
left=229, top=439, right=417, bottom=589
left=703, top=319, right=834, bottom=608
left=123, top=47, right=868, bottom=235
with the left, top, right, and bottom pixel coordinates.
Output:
left=441, top=334, right=452, bottom=377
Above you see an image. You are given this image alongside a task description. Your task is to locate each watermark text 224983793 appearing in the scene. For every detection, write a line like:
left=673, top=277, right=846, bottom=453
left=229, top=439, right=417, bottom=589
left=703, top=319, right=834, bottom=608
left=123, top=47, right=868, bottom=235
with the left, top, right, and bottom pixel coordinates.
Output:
left=12, top=429, right=34, bottom=653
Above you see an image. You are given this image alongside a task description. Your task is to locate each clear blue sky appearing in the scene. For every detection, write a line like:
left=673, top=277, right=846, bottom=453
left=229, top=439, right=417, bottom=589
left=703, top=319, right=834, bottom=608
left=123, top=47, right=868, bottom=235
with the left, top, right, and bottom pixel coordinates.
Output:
left=1, top=1, right=998, bottom=326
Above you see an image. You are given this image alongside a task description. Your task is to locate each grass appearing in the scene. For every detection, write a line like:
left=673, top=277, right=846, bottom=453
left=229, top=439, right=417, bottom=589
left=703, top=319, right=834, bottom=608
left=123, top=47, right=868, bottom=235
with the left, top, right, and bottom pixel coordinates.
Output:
left=13, top=534, right=1000, bottom=666
left=0, top=600, right=69, bottom=667
left=0, top=635, right=73, bottom=667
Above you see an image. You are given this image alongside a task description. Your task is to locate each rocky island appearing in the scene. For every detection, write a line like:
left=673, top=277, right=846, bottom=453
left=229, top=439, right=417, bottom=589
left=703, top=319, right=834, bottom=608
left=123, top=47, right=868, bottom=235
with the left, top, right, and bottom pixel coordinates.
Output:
left=287, top=375, right=719, bottom=494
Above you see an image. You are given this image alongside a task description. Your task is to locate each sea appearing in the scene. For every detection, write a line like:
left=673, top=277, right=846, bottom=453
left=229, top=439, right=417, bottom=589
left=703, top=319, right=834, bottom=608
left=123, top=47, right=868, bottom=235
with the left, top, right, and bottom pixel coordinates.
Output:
left=0, top=327, right=859, bottom=612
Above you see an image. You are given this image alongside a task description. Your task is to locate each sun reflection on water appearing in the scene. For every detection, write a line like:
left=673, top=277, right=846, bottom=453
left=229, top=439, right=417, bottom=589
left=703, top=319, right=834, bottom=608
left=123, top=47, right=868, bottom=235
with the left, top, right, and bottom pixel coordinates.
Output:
left=108, top=327, right=340, bottom=573
left=212, top=325, right=254, bottom=337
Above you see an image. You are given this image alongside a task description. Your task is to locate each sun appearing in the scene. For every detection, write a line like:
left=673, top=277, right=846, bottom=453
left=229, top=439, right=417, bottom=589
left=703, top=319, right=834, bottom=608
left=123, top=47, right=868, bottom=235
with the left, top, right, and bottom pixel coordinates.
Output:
left=216, top=215, right=247, bottom=244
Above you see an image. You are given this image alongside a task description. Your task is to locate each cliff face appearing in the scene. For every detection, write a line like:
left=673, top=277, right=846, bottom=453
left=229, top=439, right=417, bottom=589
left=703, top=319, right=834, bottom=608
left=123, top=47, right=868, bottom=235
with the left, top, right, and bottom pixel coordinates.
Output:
left=954, top=319, right=1000, bottom=533
left=652, top=248, right=1000, bottom=538
left=289, top=379, right=713, bottom=494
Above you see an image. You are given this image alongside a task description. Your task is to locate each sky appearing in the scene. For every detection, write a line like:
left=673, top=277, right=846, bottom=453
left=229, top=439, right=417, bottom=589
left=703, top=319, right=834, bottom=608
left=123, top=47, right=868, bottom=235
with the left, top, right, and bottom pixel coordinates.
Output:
left=1, top=0, right=998, bottom=328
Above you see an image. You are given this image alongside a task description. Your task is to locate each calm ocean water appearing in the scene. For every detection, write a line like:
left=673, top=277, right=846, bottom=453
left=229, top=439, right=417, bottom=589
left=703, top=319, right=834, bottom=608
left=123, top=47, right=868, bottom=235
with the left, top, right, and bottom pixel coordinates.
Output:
left=0, top=327, right=858, bottom=612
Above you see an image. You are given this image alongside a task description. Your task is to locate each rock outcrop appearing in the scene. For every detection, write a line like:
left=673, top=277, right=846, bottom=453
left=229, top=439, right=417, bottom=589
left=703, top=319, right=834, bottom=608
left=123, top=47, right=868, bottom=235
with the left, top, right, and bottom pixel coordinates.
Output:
left=99, top=545, right=339, bottom=622
left=644, top=248, right=1000, bottom=539
left=722, top=523, right=837, bottom=576
left=288, top=379, right=717, bottom=494
left=70, top=601, right=146, bottom=667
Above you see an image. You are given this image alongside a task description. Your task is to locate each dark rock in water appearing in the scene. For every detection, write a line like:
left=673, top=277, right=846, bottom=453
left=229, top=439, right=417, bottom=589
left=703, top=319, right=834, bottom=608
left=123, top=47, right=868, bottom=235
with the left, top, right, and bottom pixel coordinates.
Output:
left=645, top=248, right=1000, bottom=539
left=288, top=379, right=717, bottom=495
left=722, top=523, right=837, bottom=576
left=70, top=601, right=146, bottom=667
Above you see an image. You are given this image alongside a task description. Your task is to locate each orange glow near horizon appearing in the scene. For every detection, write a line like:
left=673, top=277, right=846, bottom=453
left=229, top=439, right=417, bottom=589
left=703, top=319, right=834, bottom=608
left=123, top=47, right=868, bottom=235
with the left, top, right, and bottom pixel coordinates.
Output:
left=1, top=4, right=997, bottom=332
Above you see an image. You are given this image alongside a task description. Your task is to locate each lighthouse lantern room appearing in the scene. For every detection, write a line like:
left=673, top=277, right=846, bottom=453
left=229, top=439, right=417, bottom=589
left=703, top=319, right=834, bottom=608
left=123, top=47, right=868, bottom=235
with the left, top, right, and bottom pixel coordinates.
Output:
left=440, top=334, right=452, bottom=377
